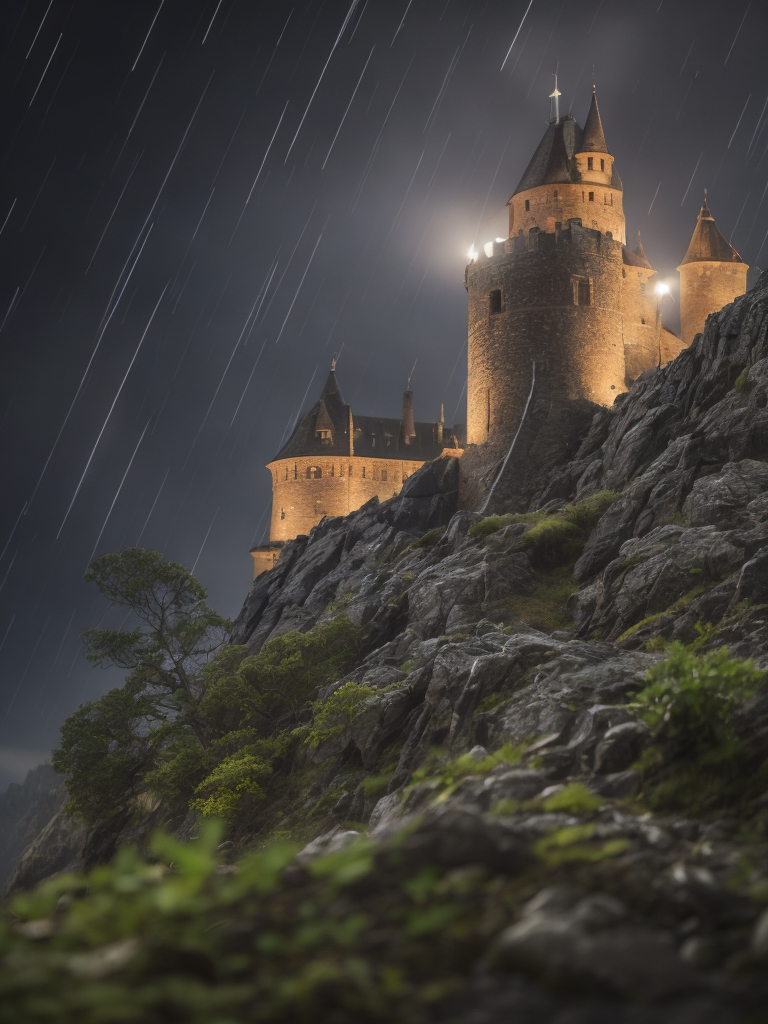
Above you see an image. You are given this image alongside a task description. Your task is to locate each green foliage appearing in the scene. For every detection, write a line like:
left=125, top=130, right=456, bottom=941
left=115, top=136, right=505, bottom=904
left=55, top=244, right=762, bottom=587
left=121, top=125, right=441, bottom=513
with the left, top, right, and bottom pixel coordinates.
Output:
left=191, top=752, right=272, bottom=821
left=468, top=515, right=511, bottom=539
left=615, top=586, right=706, bottom=644
left=633, top=645, right=768, bottom=815
left=54, top=550, right=230, bottom=823
left=0, top=827, right=525, bottom=1024
left=534, top=825, right=630, bottom=866
left=410, top=742, right=531, bottom=793
left=541, top=783, right=603, bottom=813
left=306, top=682, right=376, bottom=747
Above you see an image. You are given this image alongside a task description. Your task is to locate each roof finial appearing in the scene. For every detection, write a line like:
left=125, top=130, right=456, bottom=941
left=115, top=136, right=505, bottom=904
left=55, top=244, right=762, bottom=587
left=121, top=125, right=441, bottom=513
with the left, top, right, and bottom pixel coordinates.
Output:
left=331, top=354, right=337, bottom=371
left=549, top=72, right=562, bottom=123
left=592, top=64, right=596, bottom=92
left=406, top=360, right=417, bottom=391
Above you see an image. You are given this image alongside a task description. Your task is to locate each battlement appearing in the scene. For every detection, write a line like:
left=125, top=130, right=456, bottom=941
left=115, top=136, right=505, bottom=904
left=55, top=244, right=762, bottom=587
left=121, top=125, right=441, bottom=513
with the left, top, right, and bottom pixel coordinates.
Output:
left=467, top=219, right=620, bottom=278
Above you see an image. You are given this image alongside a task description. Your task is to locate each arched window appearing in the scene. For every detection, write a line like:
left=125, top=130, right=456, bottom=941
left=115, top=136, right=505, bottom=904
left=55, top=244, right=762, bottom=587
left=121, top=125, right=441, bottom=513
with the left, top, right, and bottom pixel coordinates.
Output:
left=306, top=466, right=322, bottom=479
left=489, top=289, right=502, bottom=315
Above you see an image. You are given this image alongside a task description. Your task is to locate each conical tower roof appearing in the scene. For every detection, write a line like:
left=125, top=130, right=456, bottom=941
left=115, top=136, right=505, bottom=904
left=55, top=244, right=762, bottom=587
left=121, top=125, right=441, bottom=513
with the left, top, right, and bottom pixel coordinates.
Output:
left=680, top=194, right=744, bottom=267
left=511, top=116, right=582, bottom=197
left=320, top=364, right=345, bottom=404
left=580, top=88, right=609, bottom=153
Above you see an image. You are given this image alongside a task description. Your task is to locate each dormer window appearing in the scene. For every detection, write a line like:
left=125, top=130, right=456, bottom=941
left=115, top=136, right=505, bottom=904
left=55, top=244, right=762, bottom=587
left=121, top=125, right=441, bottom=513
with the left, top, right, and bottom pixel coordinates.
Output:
left=587, top=157, right=593, bottom=170
left=315, top=428, right=331, bottom=441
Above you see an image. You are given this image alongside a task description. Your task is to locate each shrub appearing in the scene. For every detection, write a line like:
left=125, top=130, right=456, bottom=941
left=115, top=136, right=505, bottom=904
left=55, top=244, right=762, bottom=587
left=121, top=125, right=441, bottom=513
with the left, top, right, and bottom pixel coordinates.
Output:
left=306, top=682, right=377, bottom=747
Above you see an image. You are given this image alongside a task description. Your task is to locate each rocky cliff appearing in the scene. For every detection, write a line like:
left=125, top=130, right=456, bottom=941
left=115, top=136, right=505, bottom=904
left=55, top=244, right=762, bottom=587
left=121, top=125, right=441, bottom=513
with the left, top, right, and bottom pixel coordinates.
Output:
left=7, top=274, right=768, bottom=1020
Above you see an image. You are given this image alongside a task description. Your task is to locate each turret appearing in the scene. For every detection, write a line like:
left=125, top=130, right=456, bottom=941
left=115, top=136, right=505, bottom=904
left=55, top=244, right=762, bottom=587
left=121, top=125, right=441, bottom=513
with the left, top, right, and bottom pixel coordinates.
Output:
left=507, top=86, right=625, bottom=244
left=677, top=193, right=748, bottom=345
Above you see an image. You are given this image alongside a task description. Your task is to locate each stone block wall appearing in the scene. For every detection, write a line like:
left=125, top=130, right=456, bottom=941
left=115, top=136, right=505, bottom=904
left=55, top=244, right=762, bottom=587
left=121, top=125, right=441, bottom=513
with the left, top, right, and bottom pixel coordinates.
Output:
left=267, top=455, right=424, bottom=543
left=508, top=182, right=625, bottom=244
left=679, top=261, right=749, bottom=346
left=465, top=222, right=626, bottom=454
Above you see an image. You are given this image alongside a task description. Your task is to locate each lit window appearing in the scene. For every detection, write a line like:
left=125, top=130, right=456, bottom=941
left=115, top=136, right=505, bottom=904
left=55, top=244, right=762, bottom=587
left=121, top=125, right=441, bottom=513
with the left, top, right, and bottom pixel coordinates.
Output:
left=315, top=429, right=331, bottom=441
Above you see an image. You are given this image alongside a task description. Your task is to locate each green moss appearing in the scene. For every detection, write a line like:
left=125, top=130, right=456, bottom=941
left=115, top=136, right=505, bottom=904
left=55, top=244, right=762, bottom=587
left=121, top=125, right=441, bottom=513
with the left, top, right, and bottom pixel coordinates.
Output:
left=616, top=586, right=707, bottom=644
left=506, top=566, right=576, bottom=632
left=399, top=526, right=447, bottom=556
left=468, top=515, right=514, bottom=539
left=477, top=692, right=513, bottom=713
left=410, top=741, right=533, bottom=792
left=734, top=367, right=749, bottom=390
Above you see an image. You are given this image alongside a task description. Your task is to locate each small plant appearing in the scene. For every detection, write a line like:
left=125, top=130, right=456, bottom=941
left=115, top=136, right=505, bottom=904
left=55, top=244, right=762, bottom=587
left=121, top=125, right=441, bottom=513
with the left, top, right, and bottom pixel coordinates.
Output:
left=306, top=682, right=377, bottom=746
left=541, top=783, right=603, bottom=813
left=734, top=367, right=749, bottom=390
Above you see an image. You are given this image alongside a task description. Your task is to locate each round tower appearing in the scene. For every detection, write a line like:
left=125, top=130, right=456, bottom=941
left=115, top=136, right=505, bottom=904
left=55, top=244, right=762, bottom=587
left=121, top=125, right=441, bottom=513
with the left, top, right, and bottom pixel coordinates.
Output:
left=467, top=89, right=627, bottom=454
left=507, top=88, right=626, bottom=244
left=677, top=193, right=748, bottom=346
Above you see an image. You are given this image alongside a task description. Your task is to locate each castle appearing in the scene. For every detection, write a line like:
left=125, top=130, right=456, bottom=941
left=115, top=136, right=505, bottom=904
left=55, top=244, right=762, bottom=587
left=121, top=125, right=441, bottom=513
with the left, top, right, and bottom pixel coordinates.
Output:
left=251, top=87, right=748, bottom=576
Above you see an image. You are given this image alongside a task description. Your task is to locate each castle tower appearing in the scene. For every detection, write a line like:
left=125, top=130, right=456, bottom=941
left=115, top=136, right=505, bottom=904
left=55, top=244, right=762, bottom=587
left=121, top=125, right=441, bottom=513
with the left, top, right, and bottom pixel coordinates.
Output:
left=678, top=193, right=748, bottom=346
left=466, top=88, right=628, bottom=453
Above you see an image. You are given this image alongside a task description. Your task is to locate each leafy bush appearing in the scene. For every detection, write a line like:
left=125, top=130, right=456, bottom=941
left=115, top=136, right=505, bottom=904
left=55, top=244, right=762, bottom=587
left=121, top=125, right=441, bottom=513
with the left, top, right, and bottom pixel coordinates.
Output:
left=306, top=682, right=376, bottom=747
left=633, top=645, right=768, bottom=814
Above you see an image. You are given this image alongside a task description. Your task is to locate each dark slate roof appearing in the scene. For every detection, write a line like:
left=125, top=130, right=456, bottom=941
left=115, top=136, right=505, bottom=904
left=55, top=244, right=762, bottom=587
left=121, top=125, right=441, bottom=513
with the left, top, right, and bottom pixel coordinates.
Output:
left=270, top=369, right=453, bottom=462
left=581, top=89, right=609, bottom=153
left=512, top=116, right=582, bottom=197
left=623, top=232, right=652, bottom=270
left=680, top=197, right=744, bottom=267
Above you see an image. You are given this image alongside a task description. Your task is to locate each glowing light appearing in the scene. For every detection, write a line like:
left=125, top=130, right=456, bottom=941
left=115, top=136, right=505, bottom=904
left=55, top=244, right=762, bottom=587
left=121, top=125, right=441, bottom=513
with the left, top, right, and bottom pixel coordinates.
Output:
left=468, top=246, right=478, bottom=261
left=483, top=241, right=494, bottom=257
left=496, top=237, right=505, bottom=243
left=655, top=282, right=670, bottom=296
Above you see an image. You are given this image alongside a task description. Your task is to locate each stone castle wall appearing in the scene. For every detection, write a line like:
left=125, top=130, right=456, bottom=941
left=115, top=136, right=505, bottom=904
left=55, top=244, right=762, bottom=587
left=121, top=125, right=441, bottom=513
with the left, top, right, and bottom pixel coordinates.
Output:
left=267, top=455, right=424, bottom=543
left=679, top=261, right=749, bottom=346
left=508, top=182, right=625, bottom=244
left=466, top=222, right=626, bottom=453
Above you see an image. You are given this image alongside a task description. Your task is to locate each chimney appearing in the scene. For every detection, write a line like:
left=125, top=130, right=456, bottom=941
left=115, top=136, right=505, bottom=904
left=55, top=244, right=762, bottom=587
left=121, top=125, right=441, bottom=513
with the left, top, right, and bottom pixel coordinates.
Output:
left=401, top=390, right=416, bottom=445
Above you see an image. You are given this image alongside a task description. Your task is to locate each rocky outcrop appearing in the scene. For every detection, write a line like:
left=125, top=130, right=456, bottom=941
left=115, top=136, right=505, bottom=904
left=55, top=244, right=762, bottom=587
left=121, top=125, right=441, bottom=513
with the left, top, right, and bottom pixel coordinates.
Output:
left=0, top=764, right=65, bottom=891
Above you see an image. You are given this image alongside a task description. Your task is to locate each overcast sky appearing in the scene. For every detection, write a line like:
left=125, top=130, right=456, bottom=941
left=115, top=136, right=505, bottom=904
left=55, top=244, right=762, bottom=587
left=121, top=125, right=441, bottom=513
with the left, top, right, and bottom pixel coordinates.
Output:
left=1, top=0, right=766, bottom=789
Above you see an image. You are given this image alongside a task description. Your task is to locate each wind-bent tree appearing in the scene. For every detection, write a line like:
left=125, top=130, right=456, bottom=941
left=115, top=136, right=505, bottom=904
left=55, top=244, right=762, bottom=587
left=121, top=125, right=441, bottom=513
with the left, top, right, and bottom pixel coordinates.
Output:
left=53, top=548, right=230, bottom=822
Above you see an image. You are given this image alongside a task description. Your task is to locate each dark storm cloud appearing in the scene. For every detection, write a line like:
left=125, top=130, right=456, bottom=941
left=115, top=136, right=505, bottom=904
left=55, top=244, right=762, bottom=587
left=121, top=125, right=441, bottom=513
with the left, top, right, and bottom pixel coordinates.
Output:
left=1, top=0, right=767, bottom=787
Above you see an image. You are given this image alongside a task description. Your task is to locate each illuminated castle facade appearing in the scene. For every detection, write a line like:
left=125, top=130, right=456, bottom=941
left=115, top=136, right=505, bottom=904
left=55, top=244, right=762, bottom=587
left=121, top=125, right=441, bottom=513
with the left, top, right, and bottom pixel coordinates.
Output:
left=251, top=87, right=748, bottom=576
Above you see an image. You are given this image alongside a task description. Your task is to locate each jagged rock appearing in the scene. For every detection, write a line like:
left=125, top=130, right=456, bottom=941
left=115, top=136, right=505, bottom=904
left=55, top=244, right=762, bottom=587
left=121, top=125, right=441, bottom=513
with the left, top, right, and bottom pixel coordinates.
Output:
left=4, top=807, right=85, bottom=896
left=593, top=722, right=650, bottom=774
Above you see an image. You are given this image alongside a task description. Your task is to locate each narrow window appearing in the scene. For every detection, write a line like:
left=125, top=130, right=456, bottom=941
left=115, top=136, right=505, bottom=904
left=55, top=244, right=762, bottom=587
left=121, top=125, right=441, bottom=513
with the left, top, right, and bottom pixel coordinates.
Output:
left=294, top=464, right=298, bottom=479
left=610, top=194, right=613, bottom=205
left=331, top=464, right=335, bottom=477
left=489, top=288, right=502, bottom=314
left=348, top=464, right=352, bottom=477
left=306, top=465, right=322, bottom=479
left=284, top=467, right=288, bottom=480
left=582, top=191, right=585, bottom=201
left=587, top=157, right=593, bottom=170
left=604, top=195, right=607, bottom=204
left=641, top=318, right=646, bottom=324
left=340, top=463, right=345, bottom=477
left=280, top=507, right=286, bottom=520
left=373, top=467, right=380, bottom=481
left=362, top=466, right=366, bottom=479
left=524, top=199, right=530, bottom=211
left=600, top=158, right=605, bottom=171
left=572, top=276, right=592, bottom=306
left=381, top=469, right=388, bottom=482
left=588, top=191, right=595, bottom=202
left=641, top=283, right=646, bottom=293
left=553, top=189, right=558, bottom=199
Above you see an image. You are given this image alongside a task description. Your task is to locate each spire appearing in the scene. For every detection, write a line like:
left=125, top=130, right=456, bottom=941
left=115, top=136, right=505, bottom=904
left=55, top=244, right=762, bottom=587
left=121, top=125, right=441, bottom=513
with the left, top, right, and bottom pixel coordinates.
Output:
left=320, top=362, right=345, bottom=404
left=633, top=230, right=652, bottom=269
left=680, top=193, right=744, bottom=266
left=580, top=87, right=609, bottom=153
left=549, top=73, right=562, bottom=124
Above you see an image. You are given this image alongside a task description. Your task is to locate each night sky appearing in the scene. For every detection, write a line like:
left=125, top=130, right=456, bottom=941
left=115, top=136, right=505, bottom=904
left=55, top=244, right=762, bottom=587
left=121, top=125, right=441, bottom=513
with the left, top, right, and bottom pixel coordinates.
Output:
left=1, top=0, right=767, bottom=790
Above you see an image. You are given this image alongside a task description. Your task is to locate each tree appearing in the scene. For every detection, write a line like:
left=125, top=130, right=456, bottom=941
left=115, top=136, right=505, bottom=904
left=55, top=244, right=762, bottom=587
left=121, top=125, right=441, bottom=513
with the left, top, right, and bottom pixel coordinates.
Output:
left=54, top=549, right=230, bottom=822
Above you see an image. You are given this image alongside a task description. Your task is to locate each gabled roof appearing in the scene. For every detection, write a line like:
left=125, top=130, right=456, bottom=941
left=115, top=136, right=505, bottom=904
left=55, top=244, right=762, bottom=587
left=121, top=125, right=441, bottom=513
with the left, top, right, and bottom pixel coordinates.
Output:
left=680, top=196, right=745, bottom=267
left=270, top=368, right=454, bottom=463
left=580, top=88, right=609, bottom=153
